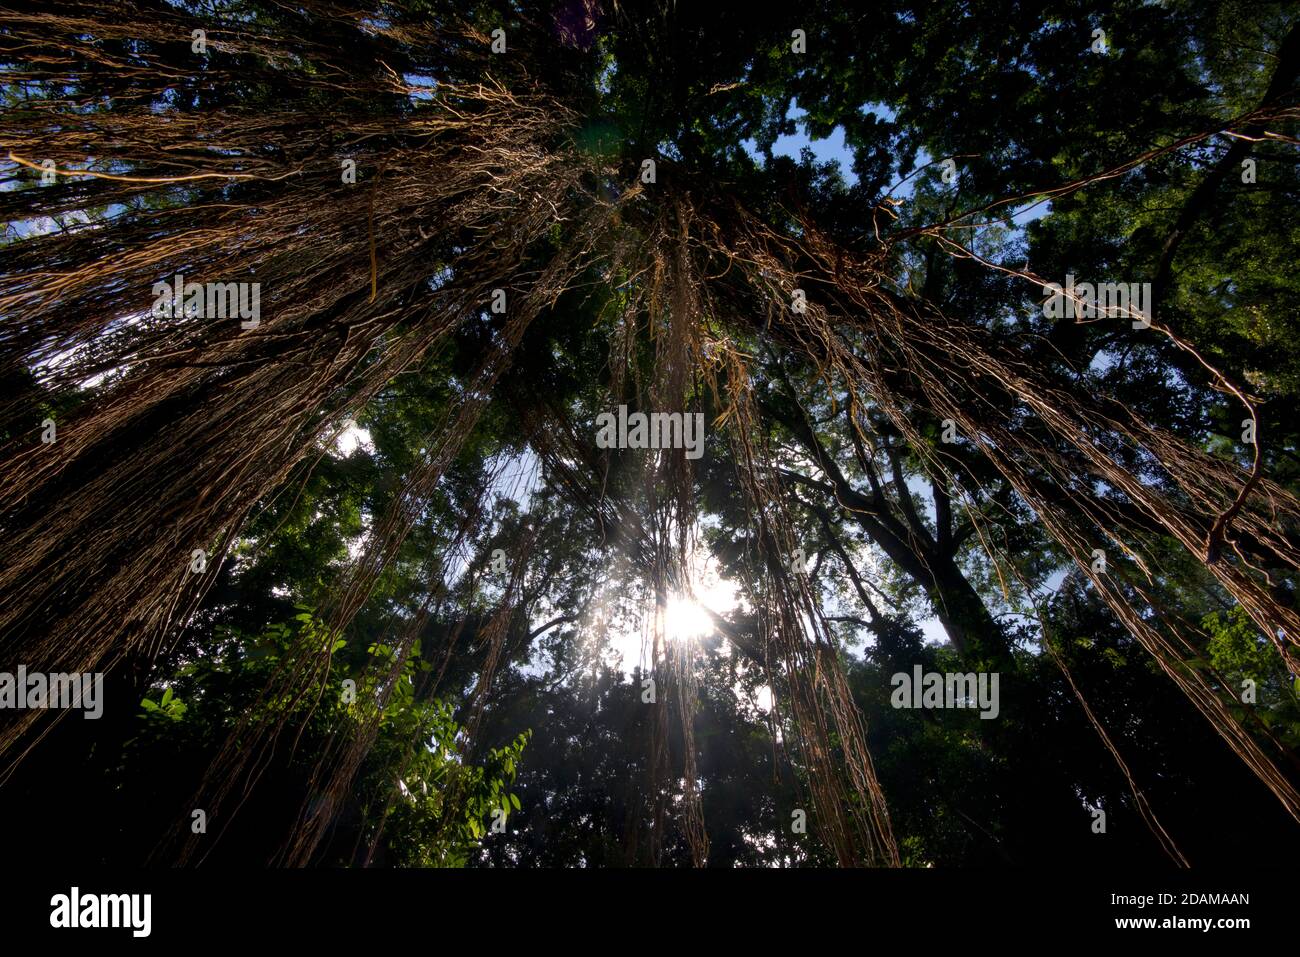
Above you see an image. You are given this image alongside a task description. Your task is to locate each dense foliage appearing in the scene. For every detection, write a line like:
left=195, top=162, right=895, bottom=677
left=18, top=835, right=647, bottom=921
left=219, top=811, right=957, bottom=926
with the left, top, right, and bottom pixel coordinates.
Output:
left=1, top=0, right=1298, bottom=867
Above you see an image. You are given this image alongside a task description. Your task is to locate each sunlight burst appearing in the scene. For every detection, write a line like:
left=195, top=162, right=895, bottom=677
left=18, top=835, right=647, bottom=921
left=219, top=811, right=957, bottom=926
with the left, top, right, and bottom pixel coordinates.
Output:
left=663, top=594, right=713, bottom=642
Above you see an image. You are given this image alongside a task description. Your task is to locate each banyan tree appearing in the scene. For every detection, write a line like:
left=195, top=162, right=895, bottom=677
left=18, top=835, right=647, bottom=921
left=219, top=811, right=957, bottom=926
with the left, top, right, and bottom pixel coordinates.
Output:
left=1, top=0, right=1298, bottom=867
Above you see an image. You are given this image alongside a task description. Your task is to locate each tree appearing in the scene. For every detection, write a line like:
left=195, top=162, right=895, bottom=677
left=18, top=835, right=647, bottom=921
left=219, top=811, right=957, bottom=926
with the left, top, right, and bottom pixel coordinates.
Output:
left=1, top=0, right=1298, bottom=867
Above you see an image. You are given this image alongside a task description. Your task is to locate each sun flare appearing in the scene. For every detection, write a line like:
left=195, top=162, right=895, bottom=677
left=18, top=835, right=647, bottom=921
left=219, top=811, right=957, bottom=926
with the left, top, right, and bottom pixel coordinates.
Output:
left=663, top=593, right=714, bottom=642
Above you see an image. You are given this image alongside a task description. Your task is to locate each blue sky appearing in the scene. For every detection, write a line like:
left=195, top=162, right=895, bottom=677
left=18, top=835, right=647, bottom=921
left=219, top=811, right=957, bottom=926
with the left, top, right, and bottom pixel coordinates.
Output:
left=742, top=98, right=863, bottom=188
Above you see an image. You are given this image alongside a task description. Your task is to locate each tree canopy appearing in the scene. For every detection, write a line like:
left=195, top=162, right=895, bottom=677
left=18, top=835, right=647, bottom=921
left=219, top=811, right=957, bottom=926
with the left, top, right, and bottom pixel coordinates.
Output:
left=1, top=0, right=1298, bottom=869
